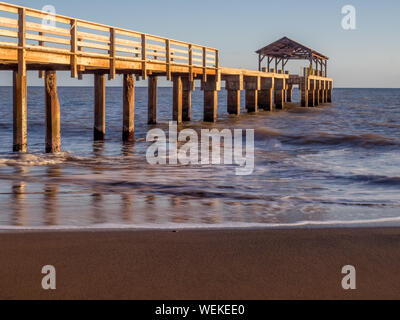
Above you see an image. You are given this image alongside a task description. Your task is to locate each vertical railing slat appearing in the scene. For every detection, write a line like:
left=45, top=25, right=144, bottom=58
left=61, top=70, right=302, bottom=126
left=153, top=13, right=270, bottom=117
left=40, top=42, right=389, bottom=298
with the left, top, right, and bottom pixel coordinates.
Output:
left=141, top=34, right=147, bottom=80
left=109, top=27, right=116, bottom=80
left=189, top=44, right=193, bottom=82
left=166, top=39, right=171, bottom=80
left=38, top=31, right=44, bottom=78
left=202, top=46, right=207, bottom=83
left=70, top=19, right=77, bottom=78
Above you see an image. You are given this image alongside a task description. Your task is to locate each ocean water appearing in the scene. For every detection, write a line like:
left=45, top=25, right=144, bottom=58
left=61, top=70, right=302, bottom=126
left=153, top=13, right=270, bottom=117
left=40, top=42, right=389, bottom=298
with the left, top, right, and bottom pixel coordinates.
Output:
left=1, top=86, right=400, bottom=229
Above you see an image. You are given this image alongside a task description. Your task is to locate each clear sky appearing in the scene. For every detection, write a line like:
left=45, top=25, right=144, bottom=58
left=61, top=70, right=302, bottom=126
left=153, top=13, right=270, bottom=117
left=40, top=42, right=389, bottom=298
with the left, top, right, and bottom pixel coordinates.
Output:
left=1, top=0, right=400, bottom=87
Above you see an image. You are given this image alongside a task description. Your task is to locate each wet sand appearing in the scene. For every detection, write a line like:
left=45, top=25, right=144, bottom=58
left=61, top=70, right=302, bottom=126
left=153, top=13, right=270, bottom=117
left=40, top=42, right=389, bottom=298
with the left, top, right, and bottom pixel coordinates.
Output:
left=0, top=227, right=399, bottom=300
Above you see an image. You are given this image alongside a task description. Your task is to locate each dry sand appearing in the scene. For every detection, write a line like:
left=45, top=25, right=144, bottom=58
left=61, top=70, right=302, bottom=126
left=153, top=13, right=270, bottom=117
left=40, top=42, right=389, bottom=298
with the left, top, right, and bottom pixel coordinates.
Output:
left=0, top=227, right=399, bottom=300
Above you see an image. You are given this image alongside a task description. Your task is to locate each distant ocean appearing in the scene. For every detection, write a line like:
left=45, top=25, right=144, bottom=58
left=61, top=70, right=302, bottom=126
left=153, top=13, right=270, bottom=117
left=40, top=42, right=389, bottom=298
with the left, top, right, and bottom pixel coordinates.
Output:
left=1, top=87, right=400, bottom=230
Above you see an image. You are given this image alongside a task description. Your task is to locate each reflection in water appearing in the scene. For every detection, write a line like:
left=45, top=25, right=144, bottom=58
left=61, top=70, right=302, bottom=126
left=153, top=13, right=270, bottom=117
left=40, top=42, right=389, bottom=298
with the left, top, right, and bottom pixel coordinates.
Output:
left=11, top=167, right=28, bottom=226
left=120, top=193, right=134, bottom=223
left=145, top=195, right=157, bottom=222
left=170, top=196, right=190, bottom=223
left=44, top=166, right=61, bottom=226
left=92, top=190, right=106, bottom=225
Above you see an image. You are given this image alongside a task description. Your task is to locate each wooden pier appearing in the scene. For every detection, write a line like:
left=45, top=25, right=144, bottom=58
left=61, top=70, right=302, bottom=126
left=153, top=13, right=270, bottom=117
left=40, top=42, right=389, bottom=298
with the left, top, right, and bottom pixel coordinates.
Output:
left=0, top=2, right=333, bottom=153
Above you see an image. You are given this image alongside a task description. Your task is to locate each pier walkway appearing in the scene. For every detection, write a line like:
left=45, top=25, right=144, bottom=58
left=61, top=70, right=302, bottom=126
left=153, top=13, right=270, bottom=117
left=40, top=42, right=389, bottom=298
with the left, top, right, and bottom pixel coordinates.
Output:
left=0, top=2, right=333, bottom=153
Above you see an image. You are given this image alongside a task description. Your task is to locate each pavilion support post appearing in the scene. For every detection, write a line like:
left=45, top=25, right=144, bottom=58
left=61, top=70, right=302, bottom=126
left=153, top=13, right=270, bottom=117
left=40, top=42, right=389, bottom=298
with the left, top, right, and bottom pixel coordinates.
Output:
left=225, top=75, right=243, bottom=116
left=45, top=71, right=61, bottom=153
left=244, top=76, right=260, bottom=113
left=148, top=75, right=157, bottom=125
left=202, top=76, right=219, bottom=123
left=123, top=74, right=135, bottom=142
left=13, top=70, right=27, bottom=153
left=182, top=78, right=193, bottom=122
left=259, top=77, right=274, bottom=111
left=274, top=78, right=285, bottom=109
left=173, top=75, right=183, bottom=124
left=94, top=73, right=106, bottom=141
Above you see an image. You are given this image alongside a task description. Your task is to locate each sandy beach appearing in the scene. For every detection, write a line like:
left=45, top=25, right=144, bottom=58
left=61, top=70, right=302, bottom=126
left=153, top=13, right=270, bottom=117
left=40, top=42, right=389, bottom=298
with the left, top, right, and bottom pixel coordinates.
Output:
left=0, top=227, right=399, bottom=300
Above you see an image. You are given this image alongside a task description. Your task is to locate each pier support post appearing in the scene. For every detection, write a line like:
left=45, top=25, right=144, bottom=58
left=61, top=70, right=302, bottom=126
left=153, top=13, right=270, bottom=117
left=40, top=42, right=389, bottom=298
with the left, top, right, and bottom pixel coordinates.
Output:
left=45, top=71, right=61, bottom=153
left=245, top=90, right=258, bottom=113
left=308, top=80, right=315, bottom=107
left=314, top=80, right=320, bottom=107
left=286, top=84, right=293, bottom=103
left=274, top=78, right=285, bottom=109
left=182, top=78, right=193, bottom=122
left=258, top=77, right=274, bottom=111
left=225, top=75, right=243, bottom=116
left=148, top=75, right=157, bottom=125
left=202, top=77, right=219, bottom=123
left=94, top=73, right=106, bottom=141
left=173, top=75, right=183, bottom=124
left=323, top=81, right=328, bottom=103
left=123, top=74, right=135, bottom=142
left=327, top=81, right=332, bottom=103
left=13, top=71, right=27, bottom=152
left=300, top=81, right=308, bottom=107
left=244, top=76, right=260, bottom=113
left=320, top=81, right=325, bottom=104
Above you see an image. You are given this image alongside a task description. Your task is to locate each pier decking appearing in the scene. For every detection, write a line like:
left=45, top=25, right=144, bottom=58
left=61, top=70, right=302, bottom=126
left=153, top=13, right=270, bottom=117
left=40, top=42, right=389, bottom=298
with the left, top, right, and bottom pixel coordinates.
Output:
left=0, top=2, right=333, bottom=153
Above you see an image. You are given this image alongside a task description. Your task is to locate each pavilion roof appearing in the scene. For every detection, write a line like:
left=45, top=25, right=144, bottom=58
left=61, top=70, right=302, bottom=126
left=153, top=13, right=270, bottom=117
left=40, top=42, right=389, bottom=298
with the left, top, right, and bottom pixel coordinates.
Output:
left=256, top=37, right=328, bottom=61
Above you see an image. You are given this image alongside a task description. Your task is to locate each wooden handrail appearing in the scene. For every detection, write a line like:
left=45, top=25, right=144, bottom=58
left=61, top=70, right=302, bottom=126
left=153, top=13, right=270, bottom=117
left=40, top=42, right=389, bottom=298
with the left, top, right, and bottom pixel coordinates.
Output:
left=0, top=1, right=219, bottom=79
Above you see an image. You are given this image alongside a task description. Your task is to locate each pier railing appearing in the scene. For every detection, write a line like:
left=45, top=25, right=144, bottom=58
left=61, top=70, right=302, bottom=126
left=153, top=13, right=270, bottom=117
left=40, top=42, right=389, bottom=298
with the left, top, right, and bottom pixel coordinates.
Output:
left=0, top=2, right=219, bottom=79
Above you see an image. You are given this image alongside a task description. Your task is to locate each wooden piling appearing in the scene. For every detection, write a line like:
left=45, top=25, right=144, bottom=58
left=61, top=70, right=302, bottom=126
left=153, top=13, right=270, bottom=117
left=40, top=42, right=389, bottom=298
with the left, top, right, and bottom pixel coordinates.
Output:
left=225, top=75, right=243, bottom=116
left=244, top=76, right=260, bottom=113
left=274, top=79, right=285, bottom=109
left=123, top=74, right=135, bottom=142
left=314, top=80, right=320, bottom=106
left=300, top=82, right=308, bottom=108
left=13, top=70, right=27, bottom=152
left=202, top=78, right=219, bottom=122
left=94, top=74, right=106, bottom=141
left=45, top=71, right=61, bottom=153
left=204, top=90, right=218, bottom=123
left=245, top=90, right=258, bottom=113
left=148, top=75, right=157, bottom=125
left=327, top=81, right=332, bottom=103
left=308, top=80, right=315, bottom=107
left=182, top=78, right=193, bottom=122
left=173, top=75, right=183, bottom=124
left=286, top=84, right=293, bottom=102
left=259, top=77, right=274, bottom=111
left=227, top=90, right=241, bottom=115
